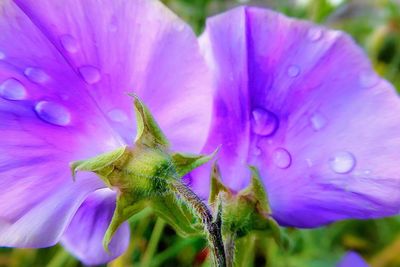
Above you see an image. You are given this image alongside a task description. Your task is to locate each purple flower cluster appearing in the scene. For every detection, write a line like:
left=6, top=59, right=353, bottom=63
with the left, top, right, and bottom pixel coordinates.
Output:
left=0, top=0, right=399, bottom=264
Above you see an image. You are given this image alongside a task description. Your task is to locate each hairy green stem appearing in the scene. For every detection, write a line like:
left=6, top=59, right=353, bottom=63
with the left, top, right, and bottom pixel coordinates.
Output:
left=171, top=180, right=226, bottom=267
left=224, top=233, right=236, bottom=267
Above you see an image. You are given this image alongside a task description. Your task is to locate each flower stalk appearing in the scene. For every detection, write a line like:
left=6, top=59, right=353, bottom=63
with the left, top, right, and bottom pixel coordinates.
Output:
left=223, top=233, right=236, bottom=267
left=171, top=180, right=226, bottom=267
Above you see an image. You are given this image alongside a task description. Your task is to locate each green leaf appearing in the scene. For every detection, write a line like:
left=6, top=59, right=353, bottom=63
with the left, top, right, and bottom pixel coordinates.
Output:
left=132, top=95, right=169, bottom=148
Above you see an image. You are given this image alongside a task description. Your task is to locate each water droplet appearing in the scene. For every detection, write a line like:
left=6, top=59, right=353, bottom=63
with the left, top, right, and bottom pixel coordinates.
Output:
left=0, top=51, right=5, bottom=60
left=60, top=34, right=78, bottom=53
left=109, top=25, right=118, bottom=32
left=273, top=148, right=292, bottom=169
left=251, top=108, right=279, bottom=136
left=310, top=113, right=327, bottom=131
left=107, top=109, right=128, bottom=122
left=79, top=66, right=101, bottom=84
left=253, top=147, right=262, bottom=156
left=287, top=65, right=300, bottom=77
left=359, top=71, right=379, bottom=88
left=305, top=158, right=313, bottom=167
left=24, top=67, right=49, bottom=84
left=306, top=27, right=323, bottom=42
left=175, top=23, right=185, bottom=32
left=109, top=16, right=118, bottom=32
left=0, top=78, right=27, bottom=100
left=364, top=170, right=371, bottom=176
left=34, top=101, right=71, bottom=126
left=329, top=151, right=356, bottom=174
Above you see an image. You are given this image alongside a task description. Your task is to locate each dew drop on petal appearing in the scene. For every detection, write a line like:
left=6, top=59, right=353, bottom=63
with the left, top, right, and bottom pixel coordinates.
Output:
left=0, top=78, right=27, bottom=100
left=305, top=158, right=313, bottom=167
left=35, top=101, right=71, bottom=126
left=273, top=148, right=292, bottom=169
left=306, top=27, right=323, bottom=42
left=364, top=170, right=371, bottom=176
left=24, top=67, right=49, bottom=84
left=175, top=23, right=185, bottom=32
left=107, top=108, right=128, bottom=122
left=329, top=151, right=356, bottom=174
left=60, top=34, right=79, bottom=53
left=253, top=146, right=262, bottom=156
left=109, top=15, right=119, bottom=32
left=79, top=66, right=101, bottom=84
left=359, top=71, right=379, bottom=88
left=251, top=108, right=279, bottom=136
left=287, top=65, right=300, bottom=77
left=310, top=112, right=327, bottom=131
left=0, top=51, right=5, bottom=60
left=109, top=24, right=118, bottom=32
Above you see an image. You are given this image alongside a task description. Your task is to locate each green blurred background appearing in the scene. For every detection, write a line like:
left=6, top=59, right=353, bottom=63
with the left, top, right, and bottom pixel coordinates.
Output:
left=2, top=0, right=400, bottom=266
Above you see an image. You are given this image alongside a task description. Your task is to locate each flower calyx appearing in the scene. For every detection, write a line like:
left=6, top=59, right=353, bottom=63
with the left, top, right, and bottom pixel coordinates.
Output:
left=71, top=96, right=216, bottom=251
left=209, top=164, right=288, bottom=255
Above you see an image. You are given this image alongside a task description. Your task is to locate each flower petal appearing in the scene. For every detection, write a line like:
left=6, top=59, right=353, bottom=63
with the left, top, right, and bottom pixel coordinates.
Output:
left=196, top=7, right=400, bottom=227
left=62, top=189, right=130, bottom=265
left=13, top=0, right=213, bottom=151
left=0, top=0, right=119, bottom=246
left=0, top=172, right=103, bottom=247
left=337, top=252, right=369, bottom=267
left=0, top=0, right=211, bottom=247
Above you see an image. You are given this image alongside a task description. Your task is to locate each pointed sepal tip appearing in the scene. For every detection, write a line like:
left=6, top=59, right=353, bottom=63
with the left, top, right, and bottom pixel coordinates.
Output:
left=131, top=94, right=169, bottom=148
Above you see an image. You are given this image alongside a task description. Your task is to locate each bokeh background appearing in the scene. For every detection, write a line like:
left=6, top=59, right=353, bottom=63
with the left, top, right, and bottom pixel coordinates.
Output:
left=1, top=0, right=400, bottom=266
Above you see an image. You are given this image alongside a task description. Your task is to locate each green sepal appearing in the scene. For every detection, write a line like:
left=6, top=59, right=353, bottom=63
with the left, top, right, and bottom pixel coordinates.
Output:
left=209, top=163, right=230, bottom=205
left=242, top=166, right=271, bottom=214
left=210, top=164, right=287, bottom=248
left=132, top=95, right=169, bottom=148
left=70, top=146, right=129, bottom=185
left=267, top=218, right=290, bottom=250
left=152, top=193, right=203, bottom=236
left=240, top=167, right=288, bottom=248
left=103, top=193, right=146, bottom=251
left=103, top=189, right=205, bottom=250
left=172, top=148, right=219, bottom=177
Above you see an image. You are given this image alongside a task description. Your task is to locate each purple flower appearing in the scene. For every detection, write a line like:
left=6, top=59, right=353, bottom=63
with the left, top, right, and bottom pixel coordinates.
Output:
left=191, top=7, right=400, bottom=227
left=337, top=251, right=369, bottom=267
left=0, top=0, right=212, bottom=264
